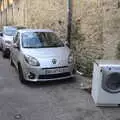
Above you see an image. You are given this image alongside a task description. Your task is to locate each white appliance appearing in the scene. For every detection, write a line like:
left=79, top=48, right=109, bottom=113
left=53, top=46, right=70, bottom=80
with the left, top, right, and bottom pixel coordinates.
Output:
left=92, top=60, right=120, bottom=106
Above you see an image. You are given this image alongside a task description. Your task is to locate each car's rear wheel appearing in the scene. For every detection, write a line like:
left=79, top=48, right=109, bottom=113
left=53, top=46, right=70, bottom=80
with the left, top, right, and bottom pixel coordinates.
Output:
left=18, top=64, right=26, bottom=84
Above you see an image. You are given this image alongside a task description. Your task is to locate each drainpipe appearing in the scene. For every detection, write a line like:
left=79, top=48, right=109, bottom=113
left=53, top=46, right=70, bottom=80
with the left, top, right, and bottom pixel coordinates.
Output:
left=67, top=0, right=72, bottom=47
left=12, top=4, right=14, bottom=24
left=1, top=11, right=2, bottom=26
left=23, top=8, right=25, bottom=26
left=6, top=8, right=7, bottom=25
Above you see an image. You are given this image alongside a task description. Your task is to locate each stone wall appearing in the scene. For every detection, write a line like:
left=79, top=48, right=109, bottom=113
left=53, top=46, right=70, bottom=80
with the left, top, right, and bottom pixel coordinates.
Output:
left=102, top=0, right=120, bottom=59
left=7, top=6, right=13, bottom=25
left=71, top=0, right=103, bottom=76
left=26, top=0, right=67, bottom=40
left=72, top=0, right=120, bottom=75
left=0, top=9, right=7, bottom=27
left=0, top=0, right=27, bottom=27
left=0, top=0, right=68, bottom=39
left=12, top=0, right=25, bottom=26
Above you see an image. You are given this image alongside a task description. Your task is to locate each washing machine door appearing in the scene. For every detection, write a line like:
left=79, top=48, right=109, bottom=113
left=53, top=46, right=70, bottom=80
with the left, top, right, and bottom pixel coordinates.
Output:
left=102, top=68, right=120, bottom=93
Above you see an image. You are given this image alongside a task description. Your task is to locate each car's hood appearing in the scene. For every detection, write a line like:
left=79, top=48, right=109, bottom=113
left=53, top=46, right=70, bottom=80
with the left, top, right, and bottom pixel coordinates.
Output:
left=22, top=47, right=70, bottom=67
left=3, top=35, right=13, bottom=41
left=22, top=47, right=70, bottom=58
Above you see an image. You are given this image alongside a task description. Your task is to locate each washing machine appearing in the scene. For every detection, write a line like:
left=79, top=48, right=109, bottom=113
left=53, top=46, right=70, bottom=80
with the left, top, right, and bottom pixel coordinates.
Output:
left=92, top=60, right=120, bottom=106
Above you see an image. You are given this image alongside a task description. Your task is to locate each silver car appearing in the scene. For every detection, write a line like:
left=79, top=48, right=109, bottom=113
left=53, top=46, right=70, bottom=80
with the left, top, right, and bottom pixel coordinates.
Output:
left=2, top=26, right=17, bottom=57
left=10, top=29, right=75, bottom=83
left=2, top=26, right=26, bottom=58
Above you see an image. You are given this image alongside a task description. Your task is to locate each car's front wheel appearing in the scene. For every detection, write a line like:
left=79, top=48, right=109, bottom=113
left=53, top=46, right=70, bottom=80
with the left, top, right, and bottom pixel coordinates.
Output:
left=18, top=64, right=27, bottom=84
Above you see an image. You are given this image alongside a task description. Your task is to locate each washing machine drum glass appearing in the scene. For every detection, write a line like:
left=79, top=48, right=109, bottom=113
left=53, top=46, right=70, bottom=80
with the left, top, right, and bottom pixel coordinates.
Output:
left=102, top=72, right=120, bottom=93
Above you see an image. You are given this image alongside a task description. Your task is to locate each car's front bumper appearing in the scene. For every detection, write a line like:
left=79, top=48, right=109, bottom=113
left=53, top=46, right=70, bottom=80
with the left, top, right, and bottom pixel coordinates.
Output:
left=22, top=62, right=75, bottom=82
left=30, top=73, right=74, bottom=82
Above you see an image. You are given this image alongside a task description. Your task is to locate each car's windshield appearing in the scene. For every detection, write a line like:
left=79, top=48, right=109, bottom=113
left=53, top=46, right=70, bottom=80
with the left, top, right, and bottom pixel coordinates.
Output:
left=4, top=27, right=17, bottom=36
left=22, top=32, right=64, bottom=48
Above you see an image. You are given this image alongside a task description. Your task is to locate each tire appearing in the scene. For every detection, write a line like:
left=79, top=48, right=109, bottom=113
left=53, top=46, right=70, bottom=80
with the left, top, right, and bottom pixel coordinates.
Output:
left=18, top=64, right=27, bottom=84
left=2, top=51, right=6, bottom=58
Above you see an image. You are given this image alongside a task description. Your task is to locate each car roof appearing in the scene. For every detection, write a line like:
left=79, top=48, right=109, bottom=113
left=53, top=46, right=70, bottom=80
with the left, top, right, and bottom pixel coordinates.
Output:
left=3, top=26, right=16, bottom=28
left=3, top=26, right=26, bottom=29
left=18, top=29, right=54, bottom=33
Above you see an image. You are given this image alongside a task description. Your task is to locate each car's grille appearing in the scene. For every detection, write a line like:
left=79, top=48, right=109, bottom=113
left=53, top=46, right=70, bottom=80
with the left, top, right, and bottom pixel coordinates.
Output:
left=38, top=72, right=71, bottom=79
left=42, top=66, right=68, bottom=70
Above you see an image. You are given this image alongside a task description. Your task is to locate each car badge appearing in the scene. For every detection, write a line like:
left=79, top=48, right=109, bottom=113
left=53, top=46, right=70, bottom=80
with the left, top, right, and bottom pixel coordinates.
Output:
left=52, top=59, right=57, bottom=64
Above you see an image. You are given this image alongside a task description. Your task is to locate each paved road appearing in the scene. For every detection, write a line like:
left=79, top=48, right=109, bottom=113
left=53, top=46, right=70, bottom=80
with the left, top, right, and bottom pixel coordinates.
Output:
left=0, top=52, right=120, bottom=120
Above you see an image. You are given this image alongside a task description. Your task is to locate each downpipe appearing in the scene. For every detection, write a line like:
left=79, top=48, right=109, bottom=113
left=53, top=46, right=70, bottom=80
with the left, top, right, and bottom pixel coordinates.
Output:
left=67, top=0, right=84, bottom=75
left=67, top=0, right=72, bottom=48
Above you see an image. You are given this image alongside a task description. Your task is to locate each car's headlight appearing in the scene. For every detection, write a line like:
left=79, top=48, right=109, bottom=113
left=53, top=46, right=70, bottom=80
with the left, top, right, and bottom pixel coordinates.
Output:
left=24, top=55, right=40, bottom=66
left=68, top=52, right=74, bottom=64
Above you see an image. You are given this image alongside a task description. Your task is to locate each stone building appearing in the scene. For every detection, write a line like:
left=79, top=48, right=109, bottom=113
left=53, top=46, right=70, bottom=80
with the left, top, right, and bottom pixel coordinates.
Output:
left=0, top=0, right=120, bottom=76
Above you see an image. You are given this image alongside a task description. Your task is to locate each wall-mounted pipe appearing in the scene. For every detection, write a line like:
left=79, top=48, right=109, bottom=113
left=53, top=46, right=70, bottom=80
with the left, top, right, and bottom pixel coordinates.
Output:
left=67, top=0, right=72, bottom=47
left=6, top=8, right=7, bottom=25
left=118, top=0, right=120, bottom=8
left=1, top=12, right=2, bottom=26
left=12, top=4, right=14, bottom=24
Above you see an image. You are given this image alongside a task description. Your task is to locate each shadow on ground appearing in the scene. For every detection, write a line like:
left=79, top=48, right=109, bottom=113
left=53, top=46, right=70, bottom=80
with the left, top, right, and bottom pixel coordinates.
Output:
left=24, top=77, right=77, bottom=88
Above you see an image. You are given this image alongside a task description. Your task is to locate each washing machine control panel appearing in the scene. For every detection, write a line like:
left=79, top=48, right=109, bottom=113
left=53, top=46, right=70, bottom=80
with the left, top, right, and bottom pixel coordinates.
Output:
left=101, top=66, right=120, bottom=73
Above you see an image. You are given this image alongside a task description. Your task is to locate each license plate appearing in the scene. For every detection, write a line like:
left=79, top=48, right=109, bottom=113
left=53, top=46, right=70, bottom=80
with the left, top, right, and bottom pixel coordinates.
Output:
left=46, top=68, right=67, bottom=74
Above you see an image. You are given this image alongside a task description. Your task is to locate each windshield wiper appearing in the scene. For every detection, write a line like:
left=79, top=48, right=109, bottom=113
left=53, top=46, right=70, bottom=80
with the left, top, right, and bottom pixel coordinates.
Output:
left=23, top=45, right=63, bottom=48
left=23, top=47, right=41, bottom=48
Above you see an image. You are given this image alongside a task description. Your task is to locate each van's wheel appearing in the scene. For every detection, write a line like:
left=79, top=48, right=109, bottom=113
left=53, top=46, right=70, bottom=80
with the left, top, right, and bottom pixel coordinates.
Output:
left=18, top=64, right=26, bottom=84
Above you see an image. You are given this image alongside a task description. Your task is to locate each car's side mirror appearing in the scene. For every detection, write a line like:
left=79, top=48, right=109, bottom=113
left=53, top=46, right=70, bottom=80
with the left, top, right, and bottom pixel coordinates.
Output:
left=13, top=43, right=20, bottom=50
left=64, top=41, right=70, bottom=47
